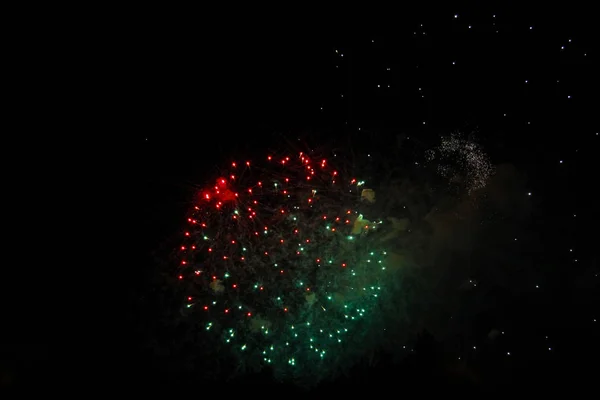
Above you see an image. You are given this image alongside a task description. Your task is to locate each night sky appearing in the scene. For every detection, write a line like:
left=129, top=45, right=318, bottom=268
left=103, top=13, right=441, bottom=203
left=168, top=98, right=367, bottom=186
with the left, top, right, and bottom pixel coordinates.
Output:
left=5, top=6, right=598, bottom=395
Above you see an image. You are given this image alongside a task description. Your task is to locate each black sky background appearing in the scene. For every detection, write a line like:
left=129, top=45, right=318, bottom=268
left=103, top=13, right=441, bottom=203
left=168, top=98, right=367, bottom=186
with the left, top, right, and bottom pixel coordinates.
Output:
left=3, top=5, right=598, bottom=394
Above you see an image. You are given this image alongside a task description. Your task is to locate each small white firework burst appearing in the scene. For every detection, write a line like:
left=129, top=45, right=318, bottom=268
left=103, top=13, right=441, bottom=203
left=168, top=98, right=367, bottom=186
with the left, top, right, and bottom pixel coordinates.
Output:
left=428, top=133, right=494, bottom=193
